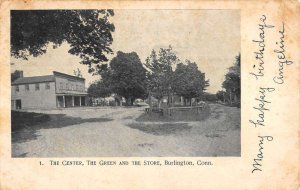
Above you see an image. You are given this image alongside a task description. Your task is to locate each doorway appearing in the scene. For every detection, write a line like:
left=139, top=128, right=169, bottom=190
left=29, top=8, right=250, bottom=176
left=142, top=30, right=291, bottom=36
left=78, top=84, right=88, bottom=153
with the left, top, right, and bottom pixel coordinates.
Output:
left=16, top=99, right=22, bottom=109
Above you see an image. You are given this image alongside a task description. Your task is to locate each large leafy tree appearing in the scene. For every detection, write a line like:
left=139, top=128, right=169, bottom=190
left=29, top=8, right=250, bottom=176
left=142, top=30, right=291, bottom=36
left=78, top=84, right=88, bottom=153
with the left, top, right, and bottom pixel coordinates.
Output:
left=144, top=46, right=179, bottom=105
left=173, top=60, right=209, bottom=105
left=102, top=51, right=147, bottom=106
left=87, top=80, right=111, bottom=98
left=216, top=90, right=226, bottom=102
left=222, top=53, right=241, bottom=104
left=11, top=10, right=115, bottom=74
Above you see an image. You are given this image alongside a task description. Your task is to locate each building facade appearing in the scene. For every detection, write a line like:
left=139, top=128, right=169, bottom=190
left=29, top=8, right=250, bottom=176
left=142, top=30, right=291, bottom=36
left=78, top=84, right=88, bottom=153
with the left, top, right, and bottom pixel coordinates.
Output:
left=11, top=71, right=87, bottom=110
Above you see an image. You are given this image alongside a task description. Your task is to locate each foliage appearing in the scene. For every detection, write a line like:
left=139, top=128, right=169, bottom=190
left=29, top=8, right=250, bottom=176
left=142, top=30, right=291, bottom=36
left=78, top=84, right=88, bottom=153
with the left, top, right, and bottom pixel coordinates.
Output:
left=216, top=90, right=228, bottom=102
left=173, top=60, right=209, bottom=100
left=144, top=46, right=179, bottom=100
left=11, top=70, right=23, bottom=82
left=87, top=80, right=111, bottom=98
left=222, top=53, right=241, bottom=103
left=202, top=92, right=218, bottom=102
left=145, top=46, right=209, bottom=107
left=101, top=51, right=147, bottom=105
left=73, top=68, right=83, bottom=78
left=11, top=10, right=115, bottom=74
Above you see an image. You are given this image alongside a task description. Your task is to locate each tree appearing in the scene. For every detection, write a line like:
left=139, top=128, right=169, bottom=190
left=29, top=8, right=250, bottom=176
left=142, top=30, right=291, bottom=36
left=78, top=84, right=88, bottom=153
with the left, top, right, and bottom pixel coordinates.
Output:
left=73, top=68, right=83, bottom=78
left=102, top=51, right=147, bottom=106
left=216, top=90, right=227, bottom=103
left=222, top=53, right=241, bottom=104
left=173, top=60, right=209, bottom=106
left=11, top=70, right=23, bottom=82
left=202, top=92, right=217, bottom=102
left=144, top=46, right=179, bottom=107
left=11, top=10, right=115, bottom=74
left=87, top=80, right=111, bottom=98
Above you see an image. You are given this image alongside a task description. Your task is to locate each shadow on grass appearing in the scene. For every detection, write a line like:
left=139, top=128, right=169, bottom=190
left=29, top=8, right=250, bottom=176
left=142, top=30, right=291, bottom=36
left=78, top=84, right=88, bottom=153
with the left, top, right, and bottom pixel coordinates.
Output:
left=127, top=123, right=191, bottom=136
left=11, top=111, right=113, bottom=143
left=136, top=104, right=211, bottom=122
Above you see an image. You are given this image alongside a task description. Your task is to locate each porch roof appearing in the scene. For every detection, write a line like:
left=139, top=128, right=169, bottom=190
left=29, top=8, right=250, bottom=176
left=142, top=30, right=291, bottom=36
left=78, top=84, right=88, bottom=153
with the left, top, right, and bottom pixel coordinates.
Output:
left=56, top=92, right=88, bottom=96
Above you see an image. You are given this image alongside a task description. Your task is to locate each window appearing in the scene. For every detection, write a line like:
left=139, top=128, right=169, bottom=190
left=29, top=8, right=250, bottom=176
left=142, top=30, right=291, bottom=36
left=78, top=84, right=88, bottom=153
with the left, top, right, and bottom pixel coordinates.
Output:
left=66, top=83, right=69, bottom=90
left=60, top=82, right=63, bottom=89
left=25, top=84, right=29, bottom=91
left=15, top=85, right=19, bottom=92
left=76, top=85, right=78, bottom=91
left=45, top=82, right=50, bottom=90
left=35, top=83, right=40, bottom=91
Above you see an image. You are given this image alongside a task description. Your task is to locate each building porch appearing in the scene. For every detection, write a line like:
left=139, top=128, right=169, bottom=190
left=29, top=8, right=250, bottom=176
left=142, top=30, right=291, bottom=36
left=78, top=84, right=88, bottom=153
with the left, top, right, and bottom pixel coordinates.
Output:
left=56, top=95, right=87, bottom=108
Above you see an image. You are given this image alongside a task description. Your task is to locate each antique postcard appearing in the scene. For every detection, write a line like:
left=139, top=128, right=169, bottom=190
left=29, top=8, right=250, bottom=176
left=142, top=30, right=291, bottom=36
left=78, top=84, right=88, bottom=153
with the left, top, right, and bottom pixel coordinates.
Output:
left=0, top=0, right=299, bottom=189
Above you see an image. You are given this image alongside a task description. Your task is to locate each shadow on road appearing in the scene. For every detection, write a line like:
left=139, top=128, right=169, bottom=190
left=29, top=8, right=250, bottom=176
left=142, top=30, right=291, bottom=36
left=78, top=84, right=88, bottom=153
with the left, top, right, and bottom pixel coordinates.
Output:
left=12, top=111, right=113, bottom=143
left=126, top=122, right=191, bottom=136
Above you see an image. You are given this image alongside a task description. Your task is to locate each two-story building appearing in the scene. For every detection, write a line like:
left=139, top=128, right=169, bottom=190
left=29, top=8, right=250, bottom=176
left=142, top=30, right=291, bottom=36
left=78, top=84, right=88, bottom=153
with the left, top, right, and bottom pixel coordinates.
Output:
left=11, top=71, right=87, bottom=110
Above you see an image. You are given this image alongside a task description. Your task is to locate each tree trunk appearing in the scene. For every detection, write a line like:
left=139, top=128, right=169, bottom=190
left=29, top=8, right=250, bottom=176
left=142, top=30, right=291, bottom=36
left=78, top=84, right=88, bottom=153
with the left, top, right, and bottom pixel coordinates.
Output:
left=234, top=93, right=237, bottom=103
left=171, top=93, right=174, bottom=108
left=148, top=93, right=152, bottom=112
left=181, top=96, right=184, bottom=106
left=229, top=89, right=232, bottom=105
left=126, top=97, right=132, bottom=106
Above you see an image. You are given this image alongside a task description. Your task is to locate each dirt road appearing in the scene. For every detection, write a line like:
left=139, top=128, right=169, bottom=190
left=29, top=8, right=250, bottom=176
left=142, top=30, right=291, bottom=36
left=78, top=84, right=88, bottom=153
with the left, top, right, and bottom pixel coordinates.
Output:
left=12, top=104, right=240, bottom=157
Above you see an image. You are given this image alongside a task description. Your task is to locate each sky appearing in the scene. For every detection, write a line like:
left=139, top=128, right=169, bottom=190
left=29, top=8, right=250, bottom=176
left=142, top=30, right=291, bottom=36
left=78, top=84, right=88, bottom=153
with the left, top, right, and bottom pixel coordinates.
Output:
left=11, top=9, right=240, bottom=93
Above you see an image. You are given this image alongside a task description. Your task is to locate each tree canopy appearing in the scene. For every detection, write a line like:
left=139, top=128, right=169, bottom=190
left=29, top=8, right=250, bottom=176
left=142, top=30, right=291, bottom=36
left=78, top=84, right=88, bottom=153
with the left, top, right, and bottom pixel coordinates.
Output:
left=11, top=70, right=23, bottom=82
left=73, top=68, right=83, bottom=78
left=144, top=46, right=179, bottom=100
left=100, top=51, right=147, bottom=105
left=87, top=80, right=111, bottom=98
left=221, top=53, right=241, bottom=103
left=145, top=46, right=209, bottom=107
left=173, top=60, right=209, bottom=100
left=11, top=10, right=115, bottom=74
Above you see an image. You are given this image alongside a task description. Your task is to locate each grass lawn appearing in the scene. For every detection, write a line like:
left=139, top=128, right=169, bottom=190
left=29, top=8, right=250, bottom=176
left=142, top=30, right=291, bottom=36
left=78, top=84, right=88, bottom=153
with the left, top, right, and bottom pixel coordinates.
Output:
left=136, top=104, right=211, bottom=122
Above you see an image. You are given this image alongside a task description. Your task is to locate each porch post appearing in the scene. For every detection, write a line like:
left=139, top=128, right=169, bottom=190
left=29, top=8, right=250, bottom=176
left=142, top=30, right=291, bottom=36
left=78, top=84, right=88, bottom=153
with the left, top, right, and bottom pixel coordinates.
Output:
left=181, top=96, right=184, bottom=106
left=63, top=95, right=66, bottom=108
left=72, top=96, right=74, bottom=107
left=79, top=96, right=82, bottom=106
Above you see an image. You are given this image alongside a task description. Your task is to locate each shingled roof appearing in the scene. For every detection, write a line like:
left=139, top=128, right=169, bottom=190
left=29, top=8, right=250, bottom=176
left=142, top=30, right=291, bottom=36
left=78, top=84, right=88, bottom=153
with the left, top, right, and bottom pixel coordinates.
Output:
left=12, top=75, right=55, bottom=85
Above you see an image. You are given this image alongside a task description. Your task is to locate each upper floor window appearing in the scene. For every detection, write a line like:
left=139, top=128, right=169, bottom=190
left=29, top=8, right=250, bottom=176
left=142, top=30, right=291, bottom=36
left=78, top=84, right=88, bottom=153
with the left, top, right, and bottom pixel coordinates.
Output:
left=25, top=84, right=29, bottom=91
left=45, top=82, right=50, bottom=90
left=35, top=83, right=40, bottom=91
left=66, top=83, right=69, bottom=90
left=60, top=82, right=63, bottom=90
left=15, top=85, right=19, bottom=92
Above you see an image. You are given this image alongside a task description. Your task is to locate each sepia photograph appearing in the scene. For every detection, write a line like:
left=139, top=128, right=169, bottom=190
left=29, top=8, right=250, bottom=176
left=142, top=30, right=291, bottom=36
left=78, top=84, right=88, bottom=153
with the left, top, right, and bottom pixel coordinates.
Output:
left=11, top=9, right=241, bottom=157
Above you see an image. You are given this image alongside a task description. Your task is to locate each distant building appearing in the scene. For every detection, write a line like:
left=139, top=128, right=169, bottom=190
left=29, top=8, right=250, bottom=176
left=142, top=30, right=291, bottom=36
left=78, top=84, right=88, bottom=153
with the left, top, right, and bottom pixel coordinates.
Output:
left=11, top=71, right=87, bottom=110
